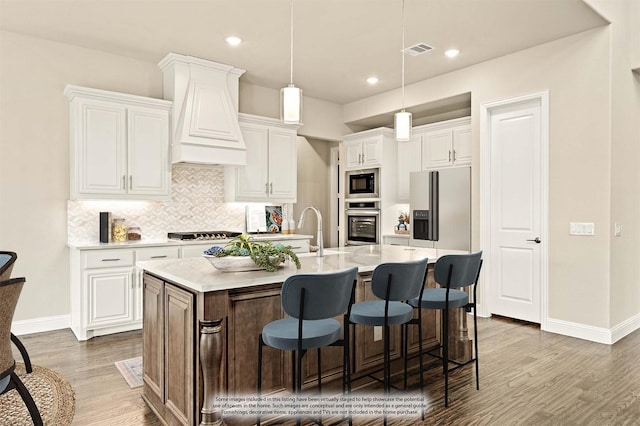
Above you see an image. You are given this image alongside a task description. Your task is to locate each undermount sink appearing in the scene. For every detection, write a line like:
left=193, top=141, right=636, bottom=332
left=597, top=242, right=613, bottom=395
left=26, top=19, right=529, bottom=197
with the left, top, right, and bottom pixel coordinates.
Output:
left=296, top=249, right=346, bottom=258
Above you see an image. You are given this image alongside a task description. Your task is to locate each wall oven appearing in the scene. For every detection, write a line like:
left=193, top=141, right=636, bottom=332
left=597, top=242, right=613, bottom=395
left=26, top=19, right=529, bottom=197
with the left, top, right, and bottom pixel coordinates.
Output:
left=346, top=201, right=380, bottom=245
left=346, top=168, right=379, bottom=198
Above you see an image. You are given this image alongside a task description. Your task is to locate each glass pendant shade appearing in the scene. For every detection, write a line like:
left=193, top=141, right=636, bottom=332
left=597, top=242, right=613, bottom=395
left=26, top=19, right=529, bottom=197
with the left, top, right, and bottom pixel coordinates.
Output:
left=281, top=84, right=303, bottom=124
left=395, top=110, right=412, bottom=141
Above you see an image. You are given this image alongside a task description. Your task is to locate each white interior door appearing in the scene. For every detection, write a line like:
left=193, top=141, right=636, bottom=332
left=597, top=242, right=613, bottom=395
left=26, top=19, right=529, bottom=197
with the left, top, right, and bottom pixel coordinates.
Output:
left=485, top=95, right=547, bottom=324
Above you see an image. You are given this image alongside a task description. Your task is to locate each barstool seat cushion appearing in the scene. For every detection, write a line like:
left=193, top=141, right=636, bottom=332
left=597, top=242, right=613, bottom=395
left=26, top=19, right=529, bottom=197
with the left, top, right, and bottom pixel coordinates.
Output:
left=409, top=288, right=469, bottom=310
left=349, top=301, right=414, bottom=326
left=262, top=318, right=342, bottom=351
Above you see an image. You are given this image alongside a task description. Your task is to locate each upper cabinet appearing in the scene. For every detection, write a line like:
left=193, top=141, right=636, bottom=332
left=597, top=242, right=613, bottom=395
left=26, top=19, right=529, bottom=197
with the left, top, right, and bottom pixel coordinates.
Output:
left=343, top=133, right=386, bottom=170
left=65, top=85, right=172, bottom=200
left=225, top=114, right=298, bottom=203
left=422, top=118, right=471, bottom=169
left=397, top=117, right=471, bottom=202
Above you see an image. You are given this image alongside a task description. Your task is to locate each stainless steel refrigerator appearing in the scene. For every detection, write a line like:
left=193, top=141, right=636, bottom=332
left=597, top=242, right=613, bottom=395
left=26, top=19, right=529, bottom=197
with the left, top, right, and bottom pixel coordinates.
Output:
left=409, top=166, right=471, bottom=251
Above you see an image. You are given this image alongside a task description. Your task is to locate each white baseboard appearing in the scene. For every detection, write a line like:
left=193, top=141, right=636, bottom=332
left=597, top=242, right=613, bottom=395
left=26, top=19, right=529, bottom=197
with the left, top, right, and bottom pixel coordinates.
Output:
left=544, top=313, right=640, bottom=345
left=11, top=315, right=70, bottom=336
left=610, top=312, right=640, bottom=344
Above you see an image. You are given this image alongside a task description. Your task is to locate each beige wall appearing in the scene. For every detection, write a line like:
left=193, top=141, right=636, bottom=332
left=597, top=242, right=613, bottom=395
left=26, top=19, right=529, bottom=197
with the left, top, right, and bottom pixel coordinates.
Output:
left=293, top=136, right=338, bottom=247
left=0, top=31, right=163, bottom=321
left=587, top=0, right=640, bottom=327
left=239, top=83, right=350, bottom=142
left=344, top=27, right=615, bottom=328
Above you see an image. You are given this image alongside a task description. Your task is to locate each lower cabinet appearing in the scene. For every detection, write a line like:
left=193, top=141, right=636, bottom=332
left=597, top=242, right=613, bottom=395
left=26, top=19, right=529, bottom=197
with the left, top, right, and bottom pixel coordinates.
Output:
left=70, top=245, right=179, bottom=341
left=85, top=267, right=134, bottom=328
left=143, top=274, right=195, bottom=426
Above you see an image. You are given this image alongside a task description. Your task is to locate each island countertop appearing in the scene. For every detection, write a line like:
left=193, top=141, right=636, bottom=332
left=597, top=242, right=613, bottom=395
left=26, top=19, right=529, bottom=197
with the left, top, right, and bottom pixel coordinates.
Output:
left=137, top=244, right=466, bottom=293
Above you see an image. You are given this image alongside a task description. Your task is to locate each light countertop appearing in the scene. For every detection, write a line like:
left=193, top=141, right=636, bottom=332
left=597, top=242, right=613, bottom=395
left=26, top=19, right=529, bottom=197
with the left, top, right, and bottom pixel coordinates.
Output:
left=137, top=244, right=466, bottom=293
left=67, top=234, right=314, bottom=250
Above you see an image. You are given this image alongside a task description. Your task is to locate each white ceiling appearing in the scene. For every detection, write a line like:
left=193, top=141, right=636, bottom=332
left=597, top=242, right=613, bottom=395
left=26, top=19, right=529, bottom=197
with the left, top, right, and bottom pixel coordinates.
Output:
left=0, top=0, right=607, bottom=106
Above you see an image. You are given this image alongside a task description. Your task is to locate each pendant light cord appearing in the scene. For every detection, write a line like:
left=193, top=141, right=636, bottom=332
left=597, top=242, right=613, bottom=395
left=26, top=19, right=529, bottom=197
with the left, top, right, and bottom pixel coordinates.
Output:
left=290, top=0, right=294, bottom=85
left=401, top=0, right=405, bottom=110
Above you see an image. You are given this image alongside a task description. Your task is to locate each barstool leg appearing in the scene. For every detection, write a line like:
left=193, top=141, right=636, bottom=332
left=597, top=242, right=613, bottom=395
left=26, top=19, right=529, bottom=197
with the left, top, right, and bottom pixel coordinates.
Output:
left=383, top=325, right=390, bottom=426
left=317, top=348, right=323, bottom=425
left=443, top=308, right=449, bottom=407
left=418, top=308, right=425, bottom=420
left=474, top=308, right=480, bottom=390
left=403, top=323, right=408, bottom=389
left=257, top=335, right=264, bottom=426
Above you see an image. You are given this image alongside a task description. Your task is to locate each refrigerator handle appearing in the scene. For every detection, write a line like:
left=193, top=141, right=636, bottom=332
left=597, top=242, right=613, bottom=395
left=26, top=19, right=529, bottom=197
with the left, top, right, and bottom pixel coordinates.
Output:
left=430, top=171, right=439, bottom=241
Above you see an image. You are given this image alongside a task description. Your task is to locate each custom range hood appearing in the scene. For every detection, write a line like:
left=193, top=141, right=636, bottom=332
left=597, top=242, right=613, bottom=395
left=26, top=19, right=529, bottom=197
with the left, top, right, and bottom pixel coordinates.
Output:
left=159, top=53, right=247, bottom=165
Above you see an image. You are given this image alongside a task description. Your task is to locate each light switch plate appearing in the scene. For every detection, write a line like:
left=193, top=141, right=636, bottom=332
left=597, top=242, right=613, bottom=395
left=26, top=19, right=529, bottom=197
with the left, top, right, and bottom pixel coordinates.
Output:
left=615, top=223, right=622, bottom=237
left=569, top=222, right=595, bottom=236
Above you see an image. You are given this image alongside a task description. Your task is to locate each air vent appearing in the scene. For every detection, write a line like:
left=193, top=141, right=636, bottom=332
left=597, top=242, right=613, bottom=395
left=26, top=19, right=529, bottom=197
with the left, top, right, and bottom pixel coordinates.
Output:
left=402, top=43, right=434, bottom=56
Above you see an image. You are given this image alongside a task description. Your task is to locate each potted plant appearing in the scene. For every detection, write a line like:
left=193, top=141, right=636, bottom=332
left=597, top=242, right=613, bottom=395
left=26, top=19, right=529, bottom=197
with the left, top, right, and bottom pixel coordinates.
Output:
left=203, top=234, right=301, bottom=272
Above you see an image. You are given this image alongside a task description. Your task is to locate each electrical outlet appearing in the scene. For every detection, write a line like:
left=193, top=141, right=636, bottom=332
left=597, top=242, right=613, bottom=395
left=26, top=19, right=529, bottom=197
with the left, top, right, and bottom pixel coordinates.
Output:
left=569, top=222, right=595, bottom=236
left=615, top=223, right=622, bottom=237
left=373, top=326, right=382, bottom=342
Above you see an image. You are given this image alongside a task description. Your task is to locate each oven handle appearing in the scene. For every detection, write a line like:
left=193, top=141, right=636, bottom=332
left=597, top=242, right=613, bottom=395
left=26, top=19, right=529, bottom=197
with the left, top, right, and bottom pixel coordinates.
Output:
left=346, top=209, right=380, bottom=216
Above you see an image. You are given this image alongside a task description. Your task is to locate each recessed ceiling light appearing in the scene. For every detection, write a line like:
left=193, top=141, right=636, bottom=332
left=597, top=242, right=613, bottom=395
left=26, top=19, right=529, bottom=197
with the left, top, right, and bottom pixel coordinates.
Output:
left=225, top=36, right=242, bottom=46
left=444, top=49, right=460, bottom=58
left=366, top=77, right=379, bottom=85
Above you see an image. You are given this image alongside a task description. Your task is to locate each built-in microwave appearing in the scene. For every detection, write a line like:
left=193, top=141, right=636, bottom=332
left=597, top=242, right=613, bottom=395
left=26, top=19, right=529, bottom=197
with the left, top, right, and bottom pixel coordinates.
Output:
left=346, top=168, right=379, bottom=198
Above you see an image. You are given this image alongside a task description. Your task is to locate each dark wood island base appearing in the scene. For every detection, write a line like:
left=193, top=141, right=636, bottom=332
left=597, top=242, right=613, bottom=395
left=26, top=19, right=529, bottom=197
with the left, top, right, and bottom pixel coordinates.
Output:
left=141, top=263, right=473, bottom=426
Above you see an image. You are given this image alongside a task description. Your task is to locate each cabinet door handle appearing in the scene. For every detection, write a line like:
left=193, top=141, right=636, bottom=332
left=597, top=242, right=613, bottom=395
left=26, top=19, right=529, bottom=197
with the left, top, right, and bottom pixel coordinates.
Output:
left=151, top=255, right=167, bottom=259
left=270, top=183, right=273, bottom=194
left=129, top=175, right=133, bottom=189
left=448, top=150, right=452, bottom=162
left=122, top=175, right=126, bottom=189
left=265, top=182, right=269, bottom=194
left=101, top=258, right=121, bottom=262
left=453, top=150, right=457, bottom=161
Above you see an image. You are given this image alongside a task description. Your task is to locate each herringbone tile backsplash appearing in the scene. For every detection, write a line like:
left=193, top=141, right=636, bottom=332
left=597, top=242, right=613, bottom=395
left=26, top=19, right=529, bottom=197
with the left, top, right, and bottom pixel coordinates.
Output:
left=68, top=165, right=247, bottom=242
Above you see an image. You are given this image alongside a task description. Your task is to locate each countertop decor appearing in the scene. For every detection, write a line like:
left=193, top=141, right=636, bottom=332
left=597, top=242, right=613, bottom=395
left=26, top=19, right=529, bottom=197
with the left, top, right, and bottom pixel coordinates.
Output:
left=203, top=233, right=300, bottom=272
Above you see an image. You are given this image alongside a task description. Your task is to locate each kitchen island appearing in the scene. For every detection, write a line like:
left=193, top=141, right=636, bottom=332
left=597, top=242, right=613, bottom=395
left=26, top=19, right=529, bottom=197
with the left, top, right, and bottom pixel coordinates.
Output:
left=138, top=244, right=473, bottom=426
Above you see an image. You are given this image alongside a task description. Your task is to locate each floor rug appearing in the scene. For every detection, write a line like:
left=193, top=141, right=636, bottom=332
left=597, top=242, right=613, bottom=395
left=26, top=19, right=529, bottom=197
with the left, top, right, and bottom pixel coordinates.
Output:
left=0, top=363, right=75, bottom=425
left=115, top=356, right=143, bottom=389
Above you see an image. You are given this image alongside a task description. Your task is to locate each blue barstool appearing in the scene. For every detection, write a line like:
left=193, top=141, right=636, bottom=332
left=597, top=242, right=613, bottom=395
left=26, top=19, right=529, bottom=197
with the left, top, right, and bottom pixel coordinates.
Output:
left=348, top=258, right=429, bottom=425
left=408, top=251, right=483, bottom=407
left=257, top=267, right=358, bottom=426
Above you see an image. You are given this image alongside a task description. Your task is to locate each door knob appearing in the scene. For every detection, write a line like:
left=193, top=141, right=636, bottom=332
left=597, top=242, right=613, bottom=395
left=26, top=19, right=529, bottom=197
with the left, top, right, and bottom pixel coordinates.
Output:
left=526, top=237, right=541, bottom=244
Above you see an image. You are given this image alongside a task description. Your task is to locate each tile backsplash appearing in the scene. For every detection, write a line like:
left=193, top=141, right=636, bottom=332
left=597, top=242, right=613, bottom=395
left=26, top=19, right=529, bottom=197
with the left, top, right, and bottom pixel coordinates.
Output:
left=67, top=165, right=247, bottom=242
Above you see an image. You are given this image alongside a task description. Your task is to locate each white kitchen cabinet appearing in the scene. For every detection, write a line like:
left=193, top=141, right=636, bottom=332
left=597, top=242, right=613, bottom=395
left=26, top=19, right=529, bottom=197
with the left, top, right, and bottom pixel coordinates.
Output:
left=70, top=245, right=179, bottom=341
left=225, top=114, right=299, bottom=203
left=344, top=134, right=384, bottom=170
left=422, top=117, right=471, bottom=170
left=396, top=117, right=471, bottom=202
left=65, top=85, right=172, bottom=200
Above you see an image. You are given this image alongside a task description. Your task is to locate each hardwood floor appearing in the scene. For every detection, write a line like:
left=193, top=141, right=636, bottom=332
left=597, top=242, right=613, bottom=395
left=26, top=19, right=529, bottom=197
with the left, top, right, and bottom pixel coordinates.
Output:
left=13, top=315, right=640, bottom=425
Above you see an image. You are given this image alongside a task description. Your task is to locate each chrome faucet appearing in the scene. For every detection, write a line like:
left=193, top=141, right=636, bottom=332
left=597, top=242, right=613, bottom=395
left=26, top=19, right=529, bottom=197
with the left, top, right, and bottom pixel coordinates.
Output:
left=298, top=206, right=323, bottom=257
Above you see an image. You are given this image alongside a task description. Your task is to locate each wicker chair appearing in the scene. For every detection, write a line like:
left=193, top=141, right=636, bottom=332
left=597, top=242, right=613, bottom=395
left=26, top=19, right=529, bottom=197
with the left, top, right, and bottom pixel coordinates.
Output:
left=0, top=251, right=33, bottom=374
left=0, top=277, right=43, bottom=425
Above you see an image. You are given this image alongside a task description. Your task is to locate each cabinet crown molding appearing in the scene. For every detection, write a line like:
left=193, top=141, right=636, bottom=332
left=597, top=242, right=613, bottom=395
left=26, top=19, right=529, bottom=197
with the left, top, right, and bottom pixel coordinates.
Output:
left=64, top=85, right=171, bottom=110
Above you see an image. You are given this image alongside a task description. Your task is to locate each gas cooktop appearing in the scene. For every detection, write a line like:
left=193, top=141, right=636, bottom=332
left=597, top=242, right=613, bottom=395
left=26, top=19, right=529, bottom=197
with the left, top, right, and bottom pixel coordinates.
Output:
left=167, top=231, right=241, bottom=241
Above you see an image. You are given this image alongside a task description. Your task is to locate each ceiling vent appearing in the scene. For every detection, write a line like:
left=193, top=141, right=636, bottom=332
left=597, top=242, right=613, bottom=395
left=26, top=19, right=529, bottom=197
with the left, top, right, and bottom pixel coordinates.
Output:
left=402, top=43, right=434, bottom=56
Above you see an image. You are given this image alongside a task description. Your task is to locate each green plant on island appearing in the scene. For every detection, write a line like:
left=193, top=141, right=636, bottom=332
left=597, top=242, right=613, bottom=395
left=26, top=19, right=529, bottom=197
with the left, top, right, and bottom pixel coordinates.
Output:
left=204, top=234, right=301, bottom=272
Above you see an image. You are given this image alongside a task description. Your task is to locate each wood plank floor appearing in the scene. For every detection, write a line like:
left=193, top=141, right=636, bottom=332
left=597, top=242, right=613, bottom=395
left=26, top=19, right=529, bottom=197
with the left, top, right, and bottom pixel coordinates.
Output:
left=12, top=315, right=640, bottom=425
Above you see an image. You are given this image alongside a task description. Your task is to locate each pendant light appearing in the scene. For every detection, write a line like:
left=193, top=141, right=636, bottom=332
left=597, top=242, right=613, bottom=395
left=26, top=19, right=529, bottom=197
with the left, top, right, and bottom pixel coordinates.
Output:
left=395, top=0, right=412, bottom=141
left=281, top=0, right=302, bottom=124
